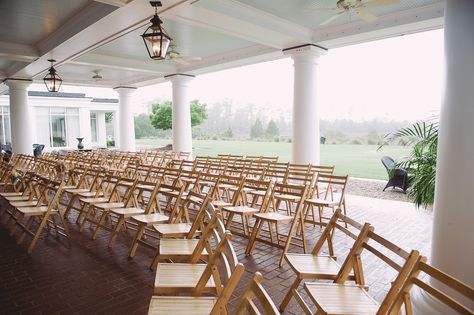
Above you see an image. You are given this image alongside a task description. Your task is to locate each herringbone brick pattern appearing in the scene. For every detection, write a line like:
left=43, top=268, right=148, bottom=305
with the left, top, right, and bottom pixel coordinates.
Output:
left=0, top=194, right=432, bottom=315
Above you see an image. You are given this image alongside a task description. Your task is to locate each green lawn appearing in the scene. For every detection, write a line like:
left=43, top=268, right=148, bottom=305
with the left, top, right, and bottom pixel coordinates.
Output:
left=136, top=138, right=410, bottom=180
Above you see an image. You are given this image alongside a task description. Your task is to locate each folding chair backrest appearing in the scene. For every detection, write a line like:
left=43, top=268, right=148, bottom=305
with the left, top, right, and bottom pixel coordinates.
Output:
left=195, top=231, right=239, bottom=296
left=157, top=182, right=185, bottom=222
left=271, top=182, right=307, bottom=213
left=316, top=173, right=348, bottom=206
left=183, top=191, right=211, bottom=238
left=388, top=256, right=474, bottom=315
left=232, top=272, right=280, bottom=315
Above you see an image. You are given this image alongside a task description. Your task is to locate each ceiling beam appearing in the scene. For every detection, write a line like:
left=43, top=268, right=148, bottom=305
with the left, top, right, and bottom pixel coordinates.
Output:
left=93, top=0, right=131, bottom=7
left=0, top=42, right=38, bottom=63
left=165, top=0, right=313, bottom=49
left=314, top=2, right=444, bottom=48
left=70, top=53, right=177, bottom=74
left=9, top=0, right=190, bottom=80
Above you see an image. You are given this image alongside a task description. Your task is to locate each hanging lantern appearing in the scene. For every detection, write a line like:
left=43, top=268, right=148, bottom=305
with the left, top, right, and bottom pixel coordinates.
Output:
left=43, top=59, right=62, bottom=92
left=141, top=1, right=172, bottom=60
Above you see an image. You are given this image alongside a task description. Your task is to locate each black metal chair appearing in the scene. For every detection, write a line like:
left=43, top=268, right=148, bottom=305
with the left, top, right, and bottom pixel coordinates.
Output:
left=33, top=144, right=45, bottom=158
left=381, top=156, right=408, bottom=192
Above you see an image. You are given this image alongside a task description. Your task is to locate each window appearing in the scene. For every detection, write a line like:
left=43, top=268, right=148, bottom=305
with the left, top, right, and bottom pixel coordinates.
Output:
left=90, top=112, right=98, bottom=143
left=36, top=107, right=80, bottom=147
left=0, top=107, right=11, bottom=148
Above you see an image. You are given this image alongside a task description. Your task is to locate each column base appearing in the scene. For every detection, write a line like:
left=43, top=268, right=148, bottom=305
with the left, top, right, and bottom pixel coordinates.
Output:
left=411, top=286, right=453, bottom=315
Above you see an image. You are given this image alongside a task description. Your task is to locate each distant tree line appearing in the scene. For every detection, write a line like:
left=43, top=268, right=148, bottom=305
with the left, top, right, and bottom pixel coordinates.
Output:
left=133, top=99, right=411, bottom=145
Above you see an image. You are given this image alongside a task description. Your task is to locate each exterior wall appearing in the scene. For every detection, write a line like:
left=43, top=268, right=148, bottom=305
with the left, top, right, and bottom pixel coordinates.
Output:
left=0, top=94, right=118, bottom=151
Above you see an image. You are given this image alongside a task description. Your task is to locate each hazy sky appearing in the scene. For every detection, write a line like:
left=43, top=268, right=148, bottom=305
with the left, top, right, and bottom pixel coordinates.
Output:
left=33, top=28, right=444, bottom=122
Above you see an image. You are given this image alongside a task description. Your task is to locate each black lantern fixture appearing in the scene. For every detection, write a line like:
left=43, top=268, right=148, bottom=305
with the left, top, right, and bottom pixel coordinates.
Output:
left=141, top=1, right=172, bottom=60
left=43, top=59, right=62, bottom=92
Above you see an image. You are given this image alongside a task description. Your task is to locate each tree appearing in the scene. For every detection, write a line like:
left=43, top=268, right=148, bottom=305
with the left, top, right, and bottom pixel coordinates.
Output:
left=190, top=99, right=208, bottom=127
left=380, top=120, right=438, bottom=208
left=149, top=100, right=208, bottom=130
left=150, top=101, right=173, bottom=130
left=105, top=112, right=114, bottom=123
left=250, top=118, right=264, bottom=139
left=135, top=113, right=159, bottom=139
left=265, top=119, right=280, bottom=138
left=222, top=128, right=233, bottom=138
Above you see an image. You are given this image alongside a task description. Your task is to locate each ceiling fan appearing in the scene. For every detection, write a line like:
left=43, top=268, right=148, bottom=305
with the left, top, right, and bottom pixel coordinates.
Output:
left=309, top=0, right=400, bottom=26
left=165, top=45, right=202, bottom=65
left=62, top=70, right=117, bottom=85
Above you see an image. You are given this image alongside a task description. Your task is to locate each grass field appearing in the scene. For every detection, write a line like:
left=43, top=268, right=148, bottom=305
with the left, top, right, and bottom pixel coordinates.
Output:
left=136, top=138, right=410, bottom=180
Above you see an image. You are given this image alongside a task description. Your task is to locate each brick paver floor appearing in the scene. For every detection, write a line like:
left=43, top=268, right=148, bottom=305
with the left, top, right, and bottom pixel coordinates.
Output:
left=0, top=194, right=432, bottom=315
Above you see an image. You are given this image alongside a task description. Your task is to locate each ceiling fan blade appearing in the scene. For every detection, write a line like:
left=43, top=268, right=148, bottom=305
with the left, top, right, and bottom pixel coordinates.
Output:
left=174, top=58, right=190, bottom=66
left=320, top=11, right=346, bottom=26
left=354, top=10, right=378, bottom=22
left=361, top=0, right=399, bottom=9
left=304, top=4, right=338, bottom=11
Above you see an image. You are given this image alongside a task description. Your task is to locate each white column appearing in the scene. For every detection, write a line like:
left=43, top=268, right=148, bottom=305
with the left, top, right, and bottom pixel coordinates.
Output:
left=79, top=107, right=92, bottom=148
left=167, top=74, right=194, bottom=156
left=413, top=0, right=474, bottom=313
left=112, top=110, right=119, bottom=148
left=96, top=112, right=107, bottom=147
left=114, top=87, right=136, bottom=151
left=5, top=79, right=33, bottom=155
left=285, top=45, right=326, bottom=165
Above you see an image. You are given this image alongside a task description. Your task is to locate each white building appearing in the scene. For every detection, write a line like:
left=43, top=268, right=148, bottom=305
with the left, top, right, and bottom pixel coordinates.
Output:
left=0, top=91, right=118, bottom=152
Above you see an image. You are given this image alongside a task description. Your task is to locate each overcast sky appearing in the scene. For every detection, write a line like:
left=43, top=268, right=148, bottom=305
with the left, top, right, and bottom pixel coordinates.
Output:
left=33, top=28, right=444, bottom=122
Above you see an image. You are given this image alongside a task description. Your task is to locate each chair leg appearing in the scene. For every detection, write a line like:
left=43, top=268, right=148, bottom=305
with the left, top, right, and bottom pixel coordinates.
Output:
left=27, top=216, right=49, bottom=254
left=17, top=216, right=34, bottom=244
left=129, top=224, right=145, bottom=258
left=92, top=209, right=108, bottom=240
left=280, top=277, right=303, bottom=312
left=245, top=219, right=263, bottom=256
left=108, top=215, right=124, bottom=247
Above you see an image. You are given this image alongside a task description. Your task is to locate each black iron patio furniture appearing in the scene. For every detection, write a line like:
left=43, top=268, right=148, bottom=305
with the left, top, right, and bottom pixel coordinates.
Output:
left=381, top=156, right=408, bottom=192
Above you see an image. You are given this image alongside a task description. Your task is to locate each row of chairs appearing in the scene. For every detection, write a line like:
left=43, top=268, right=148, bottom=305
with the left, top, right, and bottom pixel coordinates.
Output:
left=0, top=153, right=473, bottom=314
left=280, top=209, right=474, bottom=314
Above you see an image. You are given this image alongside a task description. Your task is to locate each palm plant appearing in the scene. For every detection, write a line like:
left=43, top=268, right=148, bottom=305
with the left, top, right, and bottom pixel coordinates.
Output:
left=380, top=120, right=438, bottom=208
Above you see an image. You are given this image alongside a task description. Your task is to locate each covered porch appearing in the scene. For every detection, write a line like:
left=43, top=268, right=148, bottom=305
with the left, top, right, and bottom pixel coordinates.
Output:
left=0, top=0, right=473, bottom=314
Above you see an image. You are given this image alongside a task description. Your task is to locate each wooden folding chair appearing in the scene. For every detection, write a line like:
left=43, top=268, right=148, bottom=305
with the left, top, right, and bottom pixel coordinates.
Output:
left=232, top=272, right=280, bottom=315
left=303, top=174, right=348, bottom=225
left=152, top=191, right=210, bottom=239
left=294, top=228, right=422, bottom=315
left=222, top=179, right=273, bottom=237
left=13, top=180, right=68, bottom=254
left=106, top=180, right=161, bottom=247
left=151, top=205, right=224, bottom=268
left=87, top=177, right=138, bottom=240
left=245, top=182, right=309, bottom=267
left=389, top=256, right=474, bottom=315
left=147, top=263, right=245, bottom=315
left=128, top=182, right=185, bottom=258
left=153, top=231, right=239, bottom=296
left=280, top=209, right=372, bottom=311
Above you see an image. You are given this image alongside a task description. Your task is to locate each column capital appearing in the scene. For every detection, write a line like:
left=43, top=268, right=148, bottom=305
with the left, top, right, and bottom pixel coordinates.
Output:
left=113, top=86, right=137, bottom=96
left=165, top=73, right=195, bottom=84
left=283, top=44, right=327, bottom=61
left=4, top=78, right=33, bottom=90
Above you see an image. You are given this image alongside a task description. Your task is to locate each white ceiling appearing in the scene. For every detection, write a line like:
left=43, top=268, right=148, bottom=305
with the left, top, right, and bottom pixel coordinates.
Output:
left=0, top=0, right=445, bottom=92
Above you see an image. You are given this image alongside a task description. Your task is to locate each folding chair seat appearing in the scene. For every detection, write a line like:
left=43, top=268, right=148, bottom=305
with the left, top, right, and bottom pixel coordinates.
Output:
left=148, top=262, right=244, bottom=315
